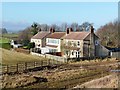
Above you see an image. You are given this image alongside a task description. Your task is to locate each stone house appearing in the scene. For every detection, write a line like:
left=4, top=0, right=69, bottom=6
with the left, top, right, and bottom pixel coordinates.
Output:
left=62, top=26, right=109, bottom=59
left=31, top=26, right=109, bottom=58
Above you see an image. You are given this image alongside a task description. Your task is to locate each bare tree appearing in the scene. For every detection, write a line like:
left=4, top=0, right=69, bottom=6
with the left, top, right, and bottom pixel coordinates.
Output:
left=71, top=22, right=78, bottom=31
left=61, top=23, right=68, bottom=32
left=96, top=20, right=120, bottom=47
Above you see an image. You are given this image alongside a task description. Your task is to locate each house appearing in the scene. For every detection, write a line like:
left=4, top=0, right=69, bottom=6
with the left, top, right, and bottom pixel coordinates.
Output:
left=105, top=47, right=120, bottom=59
left=31, top=31, right=50, bottom=54
left=46, top=31, right=66, bottom=55
left=62, top=26, right=109, bottom=59
left=10, top=40, right=23, bottom=48
left=31, top=26, right=109, bottom=59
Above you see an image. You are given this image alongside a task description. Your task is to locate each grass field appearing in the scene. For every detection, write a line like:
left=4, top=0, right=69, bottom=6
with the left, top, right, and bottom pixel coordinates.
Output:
left=2, top=33, right=18, bottom=39
left=0, top=43, right=11, bottom=50
left=0, top=37, right=11, bottom=50
left=0, top=37, right=10, bottom=43
left=1, top=48, right=48, bottom=65
left=1, top=48, right=117, bottom=88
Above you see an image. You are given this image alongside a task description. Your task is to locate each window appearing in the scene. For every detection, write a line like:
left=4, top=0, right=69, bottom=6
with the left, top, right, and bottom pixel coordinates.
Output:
left=66, top=51, right=68, bottom=55
left=95, top=40, right=99, bottom=45
left=76, top=52, right=78, bottom=55
left=48, top=39, right=59, bottom=44
left=78, top=41, right=80, bottom=46
left=72, top=51, right=74, bottom=55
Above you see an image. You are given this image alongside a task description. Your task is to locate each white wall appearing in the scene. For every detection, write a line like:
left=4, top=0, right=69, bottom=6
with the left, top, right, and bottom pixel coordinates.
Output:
left=31, top=39, right=42, bottom=48
left=46, top=38, right=61, bottom=52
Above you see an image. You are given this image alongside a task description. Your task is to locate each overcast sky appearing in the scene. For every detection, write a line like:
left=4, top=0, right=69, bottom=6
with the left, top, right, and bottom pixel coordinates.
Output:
left=1, top=2, right=118, bottom=31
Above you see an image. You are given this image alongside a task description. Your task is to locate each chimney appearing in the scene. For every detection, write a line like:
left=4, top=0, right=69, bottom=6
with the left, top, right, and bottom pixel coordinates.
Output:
left=49, top=27, right=55, bottom=33
left=90, top=25, right=95, bottom=57
left=70, top=28, right=73, bottom=32
left=66, top=28, right=73, bottom=34
left=38, top=28, right=41, bottom=32
left=90, top=25, right=94, bottom=33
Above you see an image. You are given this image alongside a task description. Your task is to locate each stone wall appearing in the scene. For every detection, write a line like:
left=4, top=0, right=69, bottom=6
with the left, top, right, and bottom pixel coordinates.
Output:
left=31, top=52, right=67, bottom=62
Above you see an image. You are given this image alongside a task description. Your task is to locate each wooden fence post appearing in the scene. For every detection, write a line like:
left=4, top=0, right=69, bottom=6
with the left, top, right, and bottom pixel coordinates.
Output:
left=48, top=59, right=50, bottom=65
left=25, top=62, right=27, bottom=70
left=16, top=63, right=18, bottom=72
left=34, top=61, right=36, bottom=68
left=6, top=65, right=9, bottom=73
left=41, top=60, right=43, bottom=66
left=52, top=59, right=53, bottom=65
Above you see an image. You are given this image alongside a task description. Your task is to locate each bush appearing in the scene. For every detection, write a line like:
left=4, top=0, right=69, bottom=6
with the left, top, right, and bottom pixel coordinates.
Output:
left=0, top=43, right=11, bottom=50
left=27, top=42, right=35, bottom=49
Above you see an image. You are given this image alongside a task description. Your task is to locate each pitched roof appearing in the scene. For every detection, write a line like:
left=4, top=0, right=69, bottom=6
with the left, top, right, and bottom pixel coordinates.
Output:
left=63, top=32, right=90, bottom=40
left=46, top=32, right=66, bottom=39
left=31, top=32, right=50, bottom=39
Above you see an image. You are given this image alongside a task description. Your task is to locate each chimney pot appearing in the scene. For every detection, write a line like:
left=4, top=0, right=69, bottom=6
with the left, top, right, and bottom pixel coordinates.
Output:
left=66, top=28, right=73, bottom=34
left=66, top=28, right=69, bottom=34
left=90, top=25, right=94, bottom=33
left=50, top=27, right=55, bottom=33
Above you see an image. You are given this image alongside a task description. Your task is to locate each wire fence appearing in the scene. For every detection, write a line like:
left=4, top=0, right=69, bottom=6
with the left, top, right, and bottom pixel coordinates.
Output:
left=1, top=59, right=64, bottom=74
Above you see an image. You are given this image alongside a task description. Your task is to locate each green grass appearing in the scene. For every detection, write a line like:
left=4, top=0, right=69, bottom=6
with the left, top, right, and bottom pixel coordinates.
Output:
left=0, top=37, right=11, bottom=50
left=2, top=33, right=18, bottom=39
left=0, top=43, right=11, bottom=50
left=0, top=37, right=10, bottom=43
left=1, top=48, right=48, bottom=65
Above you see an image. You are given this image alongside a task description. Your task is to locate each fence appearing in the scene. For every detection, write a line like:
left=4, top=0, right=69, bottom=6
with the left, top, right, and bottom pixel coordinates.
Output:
left=31, top=52, right=67, bottom=62
left=31, top=52, right=46, bottom=58
left=46, top=54, right=67, bottom=63
left=1, top=59, right=64, bottom=74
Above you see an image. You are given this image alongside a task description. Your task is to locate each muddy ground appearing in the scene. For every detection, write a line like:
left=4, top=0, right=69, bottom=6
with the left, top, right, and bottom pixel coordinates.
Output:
left=1, top=58, right=119, bottom=88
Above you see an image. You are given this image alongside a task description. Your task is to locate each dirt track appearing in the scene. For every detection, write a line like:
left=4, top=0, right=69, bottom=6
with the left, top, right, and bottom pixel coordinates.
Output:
left=1, top=58, right=119, bottom=88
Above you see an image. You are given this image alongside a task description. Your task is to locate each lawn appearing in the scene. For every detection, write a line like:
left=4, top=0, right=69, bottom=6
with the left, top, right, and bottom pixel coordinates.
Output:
left=0, top=37, right=10, bottom=43
left=0, top=43, right=11, bottom=50
left=0, top=37, right=11, bottom=50
left=2, top=33, right=18, bottom=39
left=1, top=48, right=48, bottom=65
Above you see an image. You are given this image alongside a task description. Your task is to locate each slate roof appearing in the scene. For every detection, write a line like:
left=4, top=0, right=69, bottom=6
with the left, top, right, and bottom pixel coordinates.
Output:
left=31, top=32, right=50, bottom=39
left=105, top=46, right=120, bottom=52
left=63, top=32, right=90, bottom=40
left=46, top=32, right=66, bottom=39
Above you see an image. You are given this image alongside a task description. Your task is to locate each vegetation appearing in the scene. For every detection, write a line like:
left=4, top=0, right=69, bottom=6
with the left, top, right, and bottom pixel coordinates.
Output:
left=17, top=22, right=92, bottom=46
left=27, top=42, right=35, bottom=49
left=96, top=20, right=120, bottom=47
left=2, top=33, right=18, bottom=39
left=31, top=22, right=39, bottom=35
left=0, top=43, right=11, bottom=50
left=0, top=37, right=10, bottom=43
left=25, top=58, right=117, bottom=88
left=0, top=37, right=11, bottom=50
left=1, top=48, right=47, bottom=65
left=0, top=28, right=8, bottom=34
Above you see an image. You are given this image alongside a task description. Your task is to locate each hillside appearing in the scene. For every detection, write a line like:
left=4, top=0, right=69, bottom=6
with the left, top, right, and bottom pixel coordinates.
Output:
left=1, top=48, right=47, bottom=65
